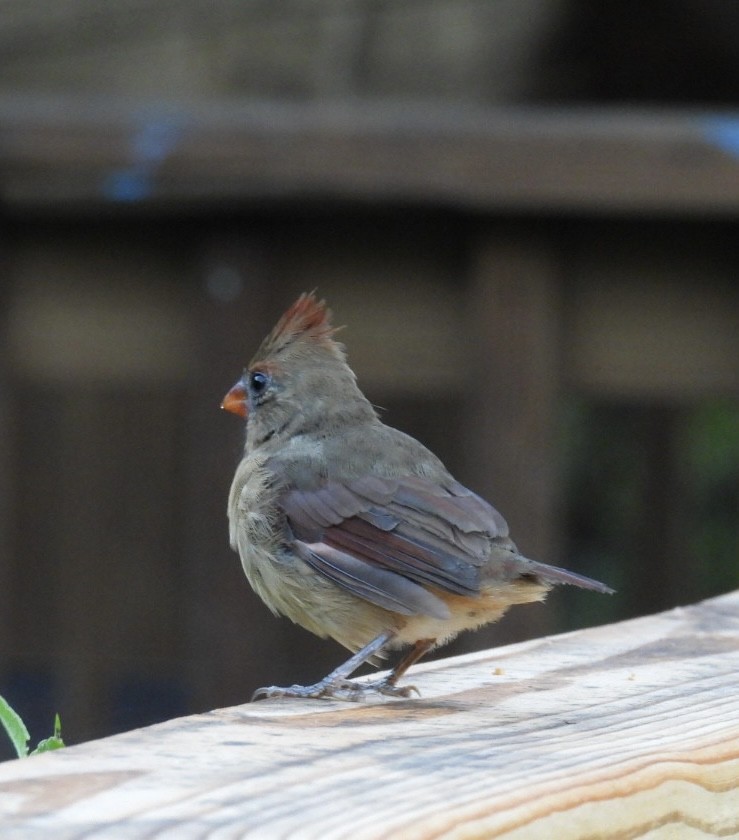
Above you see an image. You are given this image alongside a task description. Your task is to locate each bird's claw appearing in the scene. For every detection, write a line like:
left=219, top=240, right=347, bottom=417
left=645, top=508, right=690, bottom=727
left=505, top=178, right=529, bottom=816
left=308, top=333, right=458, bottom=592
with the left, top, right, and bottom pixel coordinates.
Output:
left=252, top=678, right=363, bottom=701
left=360, top=677, right=420, bottom=699
left=251, top=676, right=419, bottom=702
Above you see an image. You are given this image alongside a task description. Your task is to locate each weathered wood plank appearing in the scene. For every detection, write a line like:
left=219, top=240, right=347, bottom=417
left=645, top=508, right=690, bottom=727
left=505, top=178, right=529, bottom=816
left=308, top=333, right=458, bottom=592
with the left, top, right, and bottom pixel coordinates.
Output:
left=462, top=230, right=562, bottom=646
left=1, top=590, right=738, bottom=838
left=565, top=242, right=739, bottom=397
left=0, top=96, right=737, bottom=214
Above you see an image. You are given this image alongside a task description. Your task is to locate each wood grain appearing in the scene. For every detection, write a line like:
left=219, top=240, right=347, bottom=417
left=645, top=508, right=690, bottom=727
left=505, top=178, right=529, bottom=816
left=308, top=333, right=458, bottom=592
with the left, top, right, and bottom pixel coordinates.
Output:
left=1, top=590, right=738, bottom=838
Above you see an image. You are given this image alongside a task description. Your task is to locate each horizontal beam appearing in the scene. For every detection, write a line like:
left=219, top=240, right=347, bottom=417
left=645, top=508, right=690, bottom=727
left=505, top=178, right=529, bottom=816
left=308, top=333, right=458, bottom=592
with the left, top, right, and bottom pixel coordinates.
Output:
left=1, top=96, right=738, bottom=214
left=1, top=590, right=738, bottom=836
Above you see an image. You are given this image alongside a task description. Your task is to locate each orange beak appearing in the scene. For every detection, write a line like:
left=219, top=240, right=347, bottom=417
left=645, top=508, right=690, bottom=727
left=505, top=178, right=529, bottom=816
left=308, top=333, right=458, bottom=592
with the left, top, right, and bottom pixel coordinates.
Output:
left=221, top=381, right=248, bottom=418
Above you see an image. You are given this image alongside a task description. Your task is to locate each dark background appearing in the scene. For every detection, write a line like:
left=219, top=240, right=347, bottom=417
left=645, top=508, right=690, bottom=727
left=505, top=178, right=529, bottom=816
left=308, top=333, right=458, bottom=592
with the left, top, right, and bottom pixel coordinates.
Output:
left=0, top=0, right=737, bottom=759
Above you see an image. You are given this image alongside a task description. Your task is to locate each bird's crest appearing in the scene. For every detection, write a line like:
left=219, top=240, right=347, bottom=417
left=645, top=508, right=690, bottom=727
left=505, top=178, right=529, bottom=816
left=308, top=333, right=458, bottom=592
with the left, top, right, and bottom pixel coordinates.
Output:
left=253, top=292, right=342, bottom=362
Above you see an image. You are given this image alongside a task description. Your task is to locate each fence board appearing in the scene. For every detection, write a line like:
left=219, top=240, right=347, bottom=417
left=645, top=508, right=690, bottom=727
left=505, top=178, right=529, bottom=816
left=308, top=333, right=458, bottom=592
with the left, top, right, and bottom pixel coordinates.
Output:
left=0, top=97, right=737, bottom=214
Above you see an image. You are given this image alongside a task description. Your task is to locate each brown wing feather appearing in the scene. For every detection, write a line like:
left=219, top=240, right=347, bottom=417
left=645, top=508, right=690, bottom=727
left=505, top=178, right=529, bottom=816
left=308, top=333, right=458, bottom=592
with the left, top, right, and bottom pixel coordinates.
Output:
left=324, top=516, right=479, bottom=594
left=281, top=475, right=612, bottom=615
left=292, top=539, right=451, bottom=619
left=281, top=476, right=508, bottom=609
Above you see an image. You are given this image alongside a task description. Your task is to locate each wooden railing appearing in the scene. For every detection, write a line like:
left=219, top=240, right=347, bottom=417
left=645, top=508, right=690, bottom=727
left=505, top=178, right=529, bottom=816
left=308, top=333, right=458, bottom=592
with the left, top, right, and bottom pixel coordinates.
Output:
left=0, top=96, right=738, bottom=214
left=1, top=590, right=738, bottom=838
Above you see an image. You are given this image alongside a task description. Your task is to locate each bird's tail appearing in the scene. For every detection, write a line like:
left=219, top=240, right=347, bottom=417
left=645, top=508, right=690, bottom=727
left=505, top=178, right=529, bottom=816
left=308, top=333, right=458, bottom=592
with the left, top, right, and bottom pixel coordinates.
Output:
left=529, top=560, right=615, bottom=594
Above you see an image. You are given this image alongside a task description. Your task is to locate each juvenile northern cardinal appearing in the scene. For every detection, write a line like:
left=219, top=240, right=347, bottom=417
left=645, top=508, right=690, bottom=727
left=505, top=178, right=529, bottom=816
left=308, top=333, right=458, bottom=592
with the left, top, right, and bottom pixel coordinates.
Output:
left=223, top=292, right=613, bottom=700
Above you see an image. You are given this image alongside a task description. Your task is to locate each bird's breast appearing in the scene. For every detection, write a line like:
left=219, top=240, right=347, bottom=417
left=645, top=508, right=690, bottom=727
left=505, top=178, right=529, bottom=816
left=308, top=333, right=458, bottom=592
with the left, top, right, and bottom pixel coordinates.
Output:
left=227, top=453, right=389, bottom=649
left=227, top=455, right=287, bottom=608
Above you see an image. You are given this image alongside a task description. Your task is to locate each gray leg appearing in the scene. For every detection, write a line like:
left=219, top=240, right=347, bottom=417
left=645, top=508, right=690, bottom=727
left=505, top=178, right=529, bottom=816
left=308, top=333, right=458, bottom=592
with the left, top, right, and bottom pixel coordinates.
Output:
left=358, top=638, right=436, bottom=698
left=252, top=630, right=395, bottom=701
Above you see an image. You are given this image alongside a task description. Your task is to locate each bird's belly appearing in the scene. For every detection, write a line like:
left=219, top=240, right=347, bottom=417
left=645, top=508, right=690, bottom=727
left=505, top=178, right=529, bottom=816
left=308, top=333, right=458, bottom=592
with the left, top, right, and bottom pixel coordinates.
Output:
left=393, top=580, right=549, bottom=647
left=243, top=542, right=393, bottom=652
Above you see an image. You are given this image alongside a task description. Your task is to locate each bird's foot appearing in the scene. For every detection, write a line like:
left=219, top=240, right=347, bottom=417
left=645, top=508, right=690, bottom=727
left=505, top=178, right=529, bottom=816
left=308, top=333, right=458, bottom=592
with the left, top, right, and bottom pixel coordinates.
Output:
left=251, top=679, right=356, bottom=701
left=252, top=675, right=418, bottom=702
left=359, top=676, right=420, bottom=699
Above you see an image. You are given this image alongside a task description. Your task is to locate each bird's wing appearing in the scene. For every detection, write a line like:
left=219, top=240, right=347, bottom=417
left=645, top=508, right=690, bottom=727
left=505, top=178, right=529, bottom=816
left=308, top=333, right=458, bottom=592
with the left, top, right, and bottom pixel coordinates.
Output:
left=281, top=475, right=518, bottom=618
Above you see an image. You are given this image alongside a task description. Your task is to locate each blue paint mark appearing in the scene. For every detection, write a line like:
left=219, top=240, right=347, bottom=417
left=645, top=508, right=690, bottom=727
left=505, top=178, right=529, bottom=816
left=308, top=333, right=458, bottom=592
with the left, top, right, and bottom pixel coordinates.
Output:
left=703, top=116, right=739, bottom=159
left=102, top=169, right=153, bottom=202
left=101, top=112, right=186, bottom=203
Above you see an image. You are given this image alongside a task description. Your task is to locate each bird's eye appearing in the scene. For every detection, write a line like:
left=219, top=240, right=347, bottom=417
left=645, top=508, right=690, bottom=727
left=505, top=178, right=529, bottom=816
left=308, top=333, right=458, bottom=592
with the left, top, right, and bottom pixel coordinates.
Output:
left=248, top=370, right=270, bottom=397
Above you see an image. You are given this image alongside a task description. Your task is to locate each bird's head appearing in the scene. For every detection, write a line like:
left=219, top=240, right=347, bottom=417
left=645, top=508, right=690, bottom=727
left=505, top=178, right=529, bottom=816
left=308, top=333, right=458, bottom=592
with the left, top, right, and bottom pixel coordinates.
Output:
left=222, top=292, right=376, bottom=449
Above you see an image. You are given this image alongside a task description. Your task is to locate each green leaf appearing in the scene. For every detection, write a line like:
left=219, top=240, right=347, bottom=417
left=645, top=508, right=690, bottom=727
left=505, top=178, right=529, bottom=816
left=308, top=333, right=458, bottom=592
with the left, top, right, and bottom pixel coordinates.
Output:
left=30, top=714, right=65, bottom=755
left=0, top=695, right=30, bottom=759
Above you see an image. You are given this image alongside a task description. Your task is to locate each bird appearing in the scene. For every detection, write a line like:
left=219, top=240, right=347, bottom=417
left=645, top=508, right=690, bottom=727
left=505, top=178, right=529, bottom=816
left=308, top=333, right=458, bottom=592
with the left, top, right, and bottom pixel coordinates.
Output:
left=222, top=292, right=613, bottom=701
